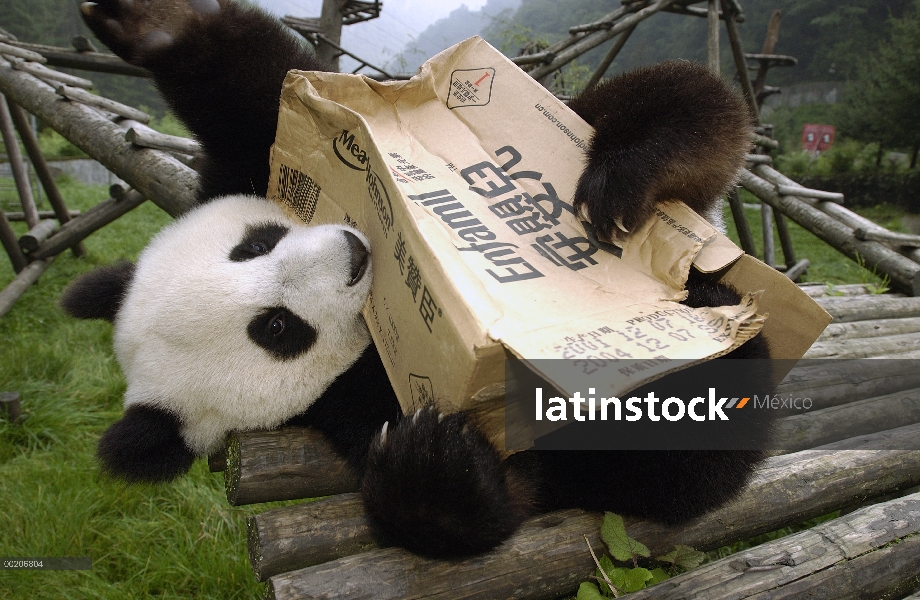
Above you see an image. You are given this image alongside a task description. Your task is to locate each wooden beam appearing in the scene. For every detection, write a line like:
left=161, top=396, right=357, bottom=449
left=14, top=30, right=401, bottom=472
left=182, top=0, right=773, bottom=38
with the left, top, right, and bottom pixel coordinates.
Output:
left=261, top=426, right=920, bottom=599
left=224, top=426, right=359, bottom=506
left=0, top=64, right=198, bottom=217
left=29, top=190, right=147, bottom=260
left=0, top=257, right=53, bottom=317
left=0, top=93, right=38, bottom=228
left=740, top=167, right=920, bottom=295
left=1, top=40, right=150, bottom=77
left=0, top=391, right=21, bottom=422
left=56, top=85, right=150, bottom=124
left=814, top=294, right=920, bottom=322
left=627, top=493, right=920, bottom=599
left=7, top=99, right=85, bottom=256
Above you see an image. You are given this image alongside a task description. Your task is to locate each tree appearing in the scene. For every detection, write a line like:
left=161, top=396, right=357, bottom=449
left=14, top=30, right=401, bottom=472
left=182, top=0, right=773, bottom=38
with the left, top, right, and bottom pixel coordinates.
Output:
left=839, top=0, right=920, bottom=167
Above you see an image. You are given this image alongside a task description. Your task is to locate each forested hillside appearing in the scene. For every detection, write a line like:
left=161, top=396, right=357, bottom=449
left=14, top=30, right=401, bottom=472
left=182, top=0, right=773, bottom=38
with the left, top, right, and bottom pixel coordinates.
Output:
left=482, top=0, right=912, bottom=86
left=0, top=0, right=166, bottom=115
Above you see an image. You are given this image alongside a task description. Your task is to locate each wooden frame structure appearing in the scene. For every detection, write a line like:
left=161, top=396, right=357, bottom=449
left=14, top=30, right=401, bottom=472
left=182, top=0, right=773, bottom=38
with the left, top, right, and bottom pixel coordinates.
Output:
left=0, top=4, right=919, bottom=598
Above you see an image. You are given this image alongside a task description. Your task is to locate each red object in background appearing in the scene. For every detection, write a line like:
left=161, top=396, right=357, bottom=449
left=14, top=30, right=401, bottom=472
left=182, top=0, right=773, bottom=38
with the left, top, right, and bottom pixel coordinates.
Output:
left=802, top=124, right=836, bottom=152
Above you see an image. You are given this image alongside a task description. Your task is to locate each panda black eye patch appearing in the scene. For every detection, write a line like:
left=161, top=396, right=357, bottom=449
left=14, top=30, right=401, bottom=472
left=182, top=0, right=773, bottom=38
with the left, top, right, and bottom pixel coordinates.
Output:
left=247, top=307, right=317, bottom=360
left=229, top=223, right=290, bottom=262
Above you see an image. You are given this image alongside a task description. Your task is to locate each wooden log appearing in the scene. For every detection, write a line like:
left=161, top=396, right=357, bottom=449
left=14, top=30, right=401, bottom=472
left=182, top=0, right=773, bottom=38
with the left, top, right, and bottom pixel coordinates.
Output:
left=529, top=0, right=678, bottom=80
left=663, top=4, right=743, bottom=22
left=0, top=63, right=198, bottom=217
left=722, top=0, right=760, bottom=121
left=224, top=426, right=359, bottom=506
left=727, top=188, right=756, bottom=255
left=745, top=153, right=772, bottom=165
left=263, top=427, right=920, bottom=599
left=125, top=126, right=200, bottom=156
left=775, top=359, right=920, bottom=408
left=803, top=331, right=920, bottom=359
left=0, top=41, right=46, bottom=63
left=855, top=227, right=920, bottom=248
left=5, top=210, right=80, bottom=221
left=11, top=60, right=93, bottom=89
left=583, top=23, right=637, bottom=90
left=70, top=36, right=97, bottom=53
left=18, top=218, right=56, bottom=252
left=707, top=0, right=720, bottom=74
left=773, top=210, right=797, bottom=268
left=816, top=316, right=920, bottom=342
left=814, top=294, right=920, bottom=322
left=628, top=493, right=920, bottom=600
left=754, top=164, right=920, bottom=265
left=3, top=40, right=150, bottom=78
left=776, top=183, right=844, bottom=203
left=783, top=258, right=809, bottom=281
left=249, top=493, right=376, bottom=581
left=0, top=257, right=53, bottom=317
left=29, top=190, right=147, bottom=260
left=56, top=85, right=150, bottom=124
left=761, top=201, right=774, bottom=267
left=740, top=167, right=920, bottom=295
left=751, top=132, right=778, bottom=149
left=510, top=52, right=555, bottom=66
left=0, top=93, right=38, bottom=227
left=7, top=99, right=85, bottom=256
left=800, top=282, right=904, bottom=298
left=0, top=206, right=27, bottom=272
left=0, top=391, right=21, bottom=423
left=772, top=387, right=920, bottom=453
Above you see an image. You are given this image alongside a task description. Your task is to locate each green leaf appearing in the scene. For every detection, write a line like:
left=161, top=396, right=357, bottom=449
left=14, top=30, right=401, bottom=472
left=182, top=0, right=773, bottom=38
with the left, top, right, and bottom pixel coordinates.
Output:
left=576, top=582, right=606, bottom=600
left=648, top=567, right=670, bottom=586
left=656, top=545, right=706, bottom=570
left=600, top=512, right=650, bottom=561
left=595, top=555, right=617, bottom=595
left=622, top=567, right=653, bottom=592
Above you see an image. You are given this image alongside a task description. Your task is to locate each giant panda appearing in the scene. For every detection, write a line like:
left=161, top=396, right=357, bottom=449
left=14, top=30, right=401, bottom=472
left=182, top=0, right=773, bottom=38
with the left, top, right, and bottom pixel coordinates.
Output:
left=62, top=0, right=773, bottom=559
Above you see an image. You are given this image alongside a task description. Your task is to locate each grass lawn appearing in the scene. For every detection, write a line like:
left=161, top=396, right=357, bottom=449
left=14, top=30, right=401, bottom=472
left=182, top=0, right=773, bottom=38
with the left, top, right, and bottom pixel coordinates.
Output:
left=0, top=176, right=913, bottom=598
left=0, top=178, right=272, bottom=599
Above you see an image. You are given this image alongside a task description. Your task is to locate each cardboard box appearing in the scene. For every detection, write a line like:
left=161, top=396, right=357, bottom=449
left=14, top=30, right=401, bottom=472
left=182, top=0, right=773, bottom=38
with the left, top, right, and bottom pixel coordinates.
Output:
left=267, top=37, right=831, bottom=431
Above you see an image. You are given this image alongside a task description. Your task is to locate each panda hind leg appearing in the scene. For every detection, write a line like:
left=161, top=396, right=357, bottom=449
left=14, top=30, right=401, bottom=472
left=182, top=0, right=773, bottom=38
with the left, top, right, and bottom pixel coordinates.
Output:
left=360, top=407, right=536, bottom=558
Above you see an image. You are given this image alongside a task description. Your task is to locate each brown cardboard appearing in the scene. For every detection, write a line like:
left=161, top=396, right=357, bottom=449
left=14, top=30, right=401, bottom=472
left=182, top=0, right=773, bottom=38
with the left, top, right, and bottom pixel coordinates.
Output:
left=266, top=37, right=831, bottom=424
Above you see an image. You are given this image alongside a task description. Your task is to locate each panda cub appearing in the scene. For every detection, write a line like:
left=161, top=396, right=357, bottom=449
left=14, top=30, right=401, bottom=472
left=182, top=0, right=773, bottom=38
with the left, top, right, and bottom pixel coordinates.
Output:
left=63, top=0, right=771, bottom=559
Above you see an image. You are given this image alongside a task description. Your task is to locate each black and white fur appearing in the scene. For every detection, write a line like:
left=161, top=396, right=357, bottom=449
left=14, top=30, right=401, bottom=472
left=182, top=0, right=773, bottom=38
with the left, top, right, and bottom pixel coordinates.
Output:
left=63, top=0, right=771, bottom=559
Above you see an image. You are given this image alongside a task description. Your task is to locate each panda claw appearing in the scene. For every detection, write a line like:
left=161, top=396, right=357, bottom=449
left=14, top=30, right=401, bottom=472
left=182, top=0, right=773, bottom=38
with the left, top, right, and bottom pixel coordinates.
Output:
left=379, top=421, right=389, bottom=446
left=437, top=412, right=445, bottom=422
left=412, top=408, right=421, bottom=423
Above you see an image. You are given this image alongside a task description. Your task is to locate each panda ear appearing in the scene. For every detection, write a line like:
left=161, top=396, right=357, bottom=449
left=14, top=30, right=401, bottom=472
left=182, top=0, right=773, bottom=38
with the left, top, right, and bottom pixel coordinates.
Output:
left=60, top=261, right=136, bottom=322
left=97, top=404, right=196, bottom=483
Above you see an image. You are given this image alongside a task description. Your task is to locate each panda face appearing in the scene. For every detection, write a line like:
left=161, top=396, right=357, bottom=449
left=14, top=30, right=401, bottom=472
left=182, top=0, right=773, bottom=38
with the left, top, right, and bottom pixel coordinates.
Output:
left=113, top=195, right=373, bottom=454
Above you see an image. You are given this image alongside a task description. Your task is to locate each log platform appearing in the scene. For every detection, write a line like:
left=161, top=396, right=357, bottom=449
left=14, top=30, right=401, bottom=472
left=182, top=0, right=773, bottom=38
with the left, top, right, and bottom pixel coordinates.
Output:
left=210, top=287, right=920, bottom=599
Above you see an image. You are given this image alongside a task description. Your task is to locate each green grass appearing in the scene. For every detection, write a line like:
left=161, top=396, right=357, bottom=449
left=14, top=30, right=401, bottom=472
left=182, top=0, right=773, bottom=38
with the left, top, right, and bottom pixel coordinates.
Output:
left=0, top=177, right=277, bottom=599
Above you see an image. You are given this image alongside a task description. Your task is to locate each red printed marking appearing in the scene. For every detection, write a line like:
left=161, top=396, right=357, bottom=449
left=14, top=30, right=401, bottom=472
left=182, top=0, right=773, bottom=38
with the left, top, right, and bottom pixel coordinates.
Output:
left=474, top=72, right=491, bottom=86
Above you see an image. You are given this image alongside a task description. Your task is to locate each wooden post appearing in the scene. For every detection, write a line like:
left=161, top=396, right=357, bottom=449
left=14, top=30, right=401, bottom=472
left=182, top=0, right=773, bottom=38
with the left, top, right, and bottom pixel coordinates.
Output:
left=774, top=210, right=797, bottom=268
left=0, top=391, right=21, bottom=423
left=0, top=209, right=27, bottom=272
left=583, top=23, right=637, bottom=90
left=761, top=202, right=775, bottom=266
left=0, top=93, right=39, bottom=228
left=721, top=0, right=759, bottom=122
left=753, top=10, right=782, bottom=106
left=7, top=99, right=85, bottom=256
left=707, top=0, right=720, bottom=74
left=726, top=188, right=756, bottom=255
left=0, top=258, right=52, bottom=317
left=318, top=0, right=345, bottom=71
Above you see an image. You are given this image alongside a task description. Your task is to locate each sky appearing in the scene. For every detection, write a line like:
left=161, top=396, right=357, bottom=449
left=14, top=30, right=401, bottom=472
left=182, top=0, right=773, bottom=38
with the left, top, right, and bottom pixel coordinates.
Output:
left=253, top=0, right=490, bottom=74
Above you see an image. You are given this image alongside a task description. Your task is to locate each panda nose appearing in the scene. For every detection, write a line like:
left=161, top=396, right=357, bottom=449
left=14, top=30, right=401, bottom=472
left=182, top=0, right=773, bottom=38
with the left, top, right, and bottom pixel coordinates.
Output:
left=344, top=230, right=369, bottom=286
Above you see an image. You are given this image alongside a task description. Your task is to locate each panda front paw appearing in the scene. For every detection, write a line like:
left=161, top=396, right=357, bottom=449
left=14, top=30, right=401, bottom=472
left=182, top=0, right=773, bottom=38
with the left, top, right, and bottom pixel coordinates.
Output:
left=360, top=407, right=533, bottom=558
left=80, top=0, right=221, bottom=65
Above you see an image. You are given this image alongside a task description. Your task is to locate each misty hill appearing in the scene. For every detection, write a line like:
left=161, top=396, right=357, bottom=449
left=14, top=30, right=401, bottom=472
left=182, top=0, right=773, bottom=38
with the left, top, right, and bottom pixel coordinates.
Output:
left=386, top=0, right=521, bottom=74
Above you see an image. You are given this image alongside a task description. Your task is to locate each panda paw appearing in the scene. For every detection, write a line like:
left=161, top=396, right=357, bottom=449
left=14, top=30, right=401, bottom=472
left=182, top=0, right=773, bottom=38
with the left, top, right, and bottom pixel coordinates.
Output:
left=360, top=407, right=534, bottom=558
left=80, top=0, right=222, bottom=65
